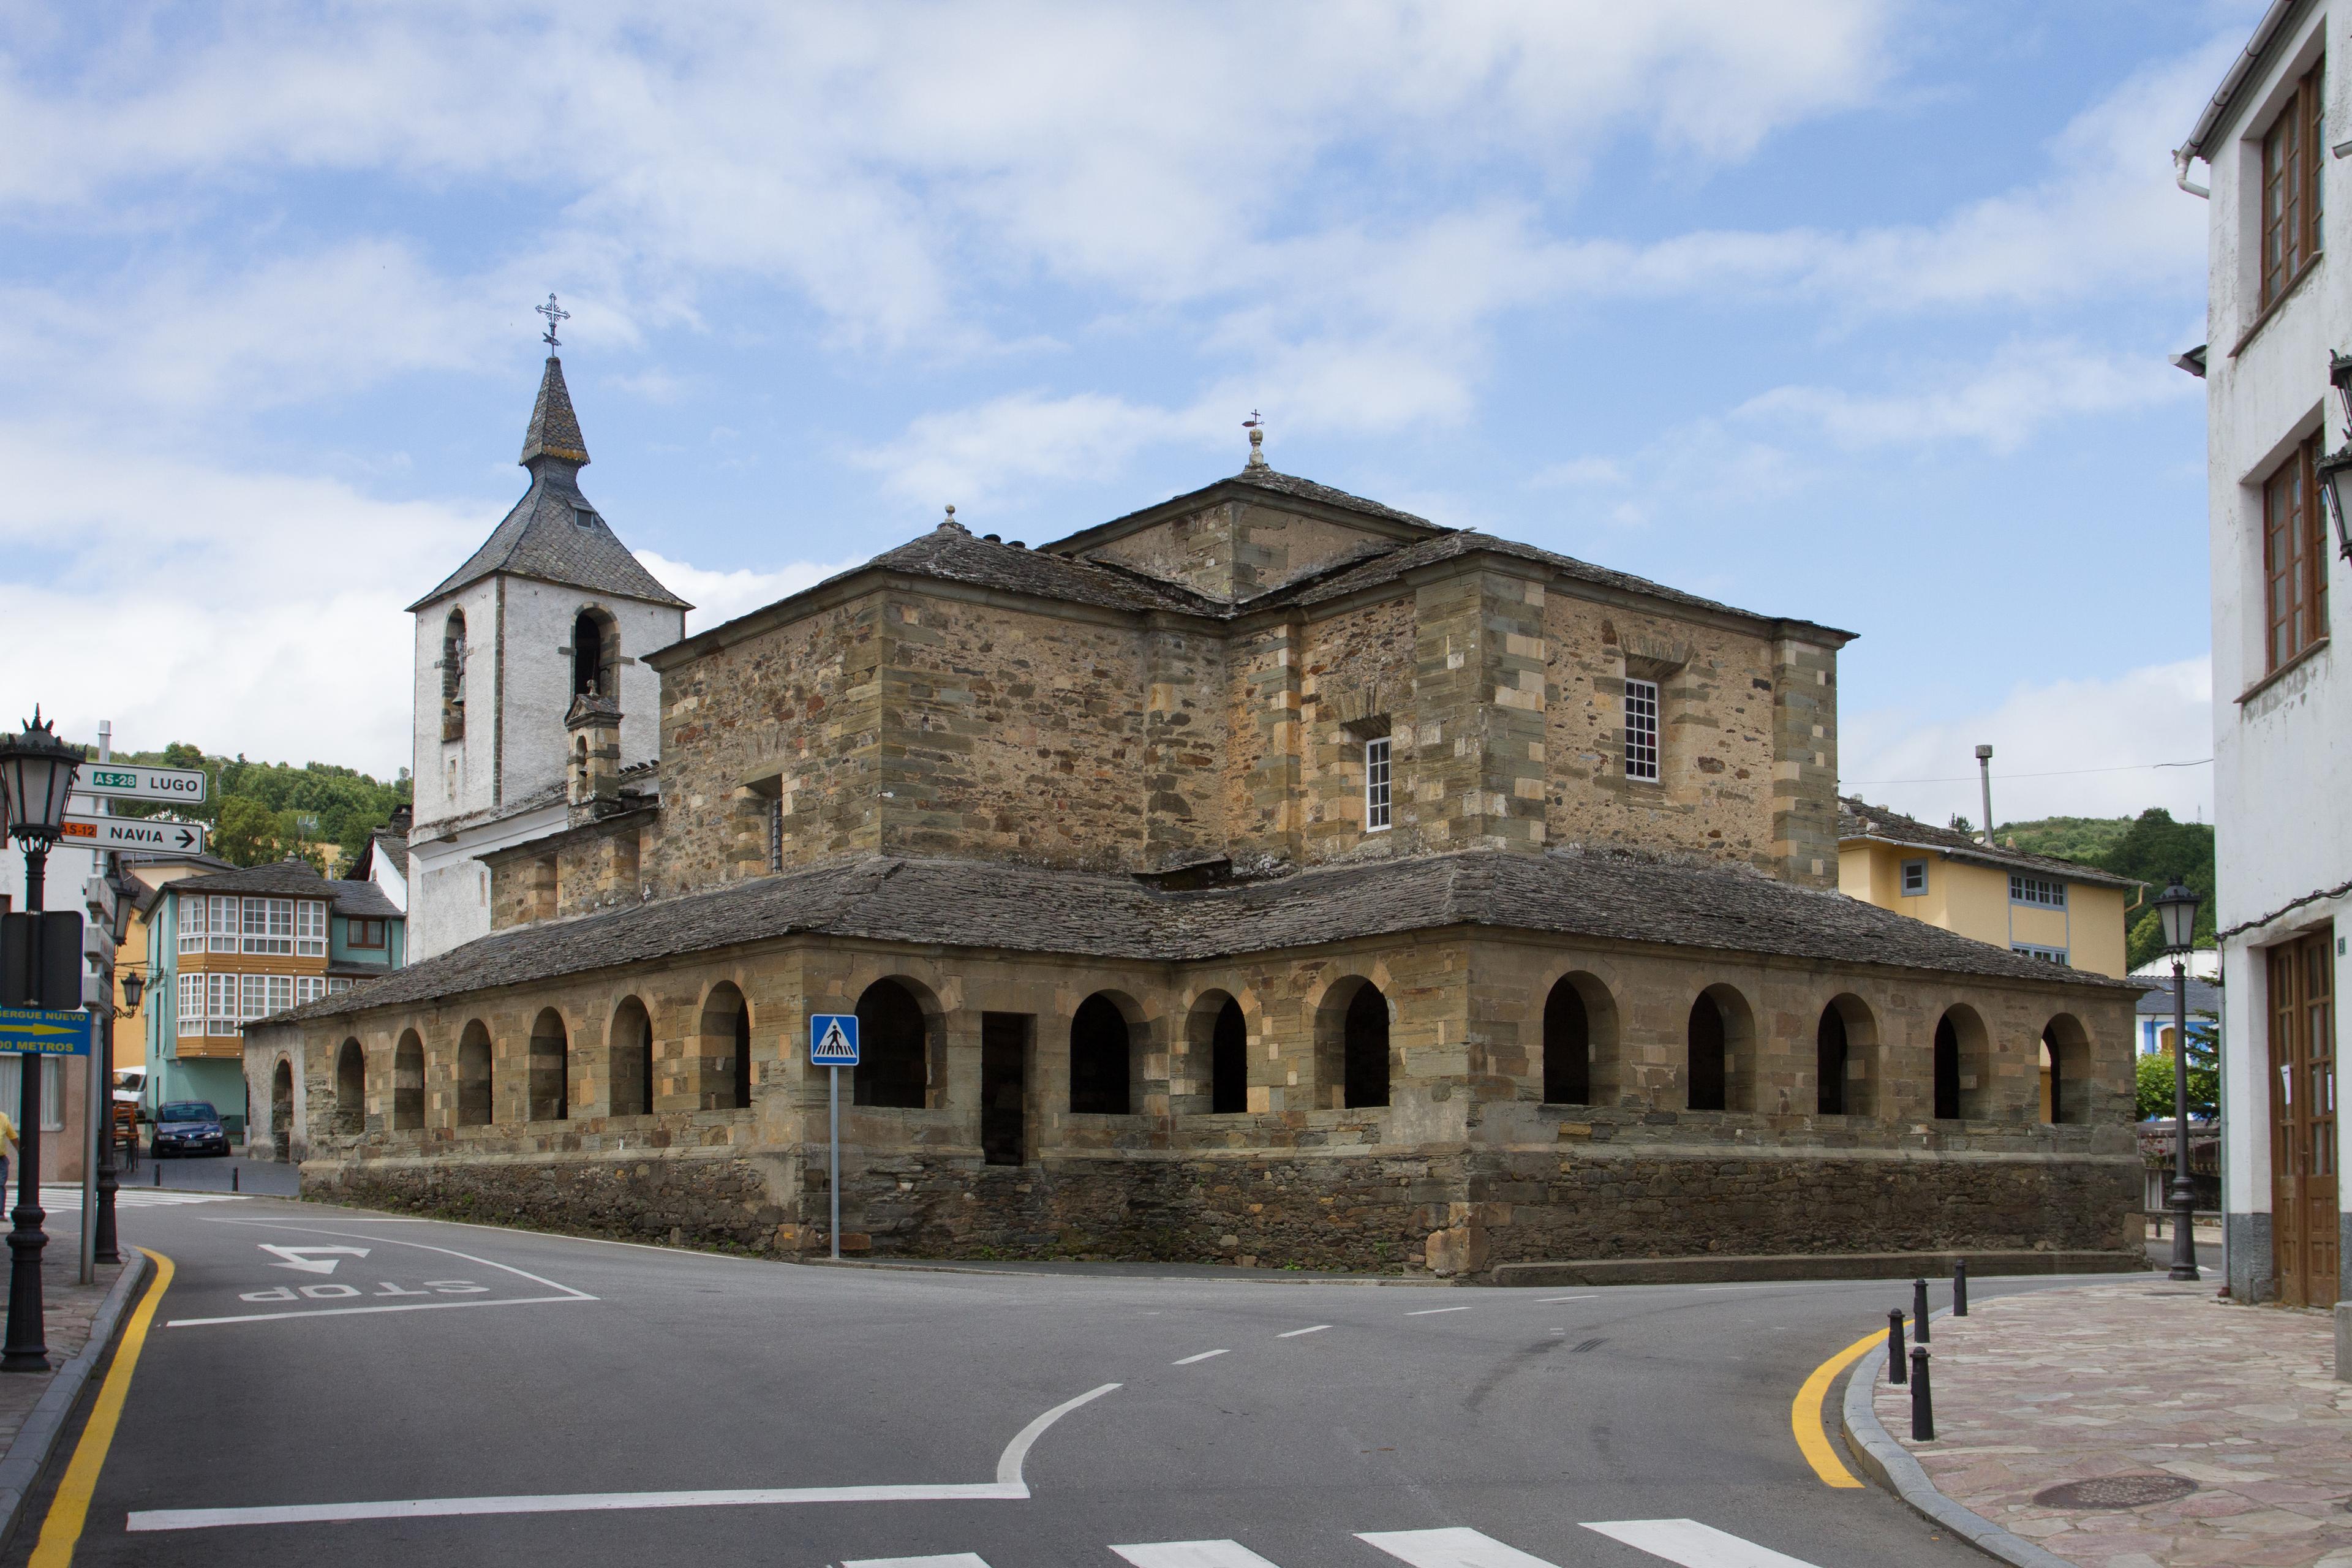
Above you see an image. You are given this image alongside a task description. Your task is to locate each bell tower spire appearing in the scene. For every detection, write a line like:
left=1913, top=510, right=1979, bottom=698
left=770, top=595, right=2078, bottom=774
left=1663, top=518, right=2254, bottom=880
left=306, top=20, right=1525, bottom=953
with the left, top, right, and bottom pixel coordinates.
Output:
left=520, top=295, right=590, bottom=472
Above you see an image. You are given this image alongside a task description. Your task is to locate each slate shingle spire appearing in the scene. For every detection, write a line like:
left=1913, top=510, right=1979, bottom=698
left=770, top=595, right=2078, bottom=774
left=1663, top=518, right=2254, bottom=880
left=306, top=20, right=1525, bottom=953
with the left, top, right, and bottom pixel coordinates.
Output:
left=519, top=353, right=591, bottom=471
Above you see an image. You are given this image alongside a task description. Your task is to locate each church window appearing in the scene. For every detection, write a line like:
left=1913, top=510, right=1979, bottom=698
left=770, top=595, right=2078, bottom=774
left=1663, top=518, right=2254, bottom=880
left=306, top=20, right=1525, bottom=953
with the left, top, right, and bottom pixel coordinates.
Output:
left=1364, top=736, right=1392, bottom=831
left=441, top=609, right=466, bottom=742
left=1624, top=678, right=1660, bottom=782
left=571, top=609, right=617, bottom=699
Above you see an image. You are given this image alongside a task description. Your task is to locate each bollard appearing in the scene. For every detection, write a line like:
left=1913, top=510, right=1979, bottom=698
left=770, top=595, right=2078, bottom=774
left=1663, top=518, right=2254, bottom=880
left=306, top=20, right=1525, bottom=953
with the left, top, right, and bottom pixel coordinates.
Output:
left=1953, top=1258, right=1968, bottom=1317
left=1913, top=1277, right=1931, bottom=1342
left=153, top=1164, right=160, bottom=1188
left=1910, top=1346, right=1934, bottom=1441
left=230, top=1166, right=239, bottom=1193
left=1887, top=1307, right=1907, bottom=1384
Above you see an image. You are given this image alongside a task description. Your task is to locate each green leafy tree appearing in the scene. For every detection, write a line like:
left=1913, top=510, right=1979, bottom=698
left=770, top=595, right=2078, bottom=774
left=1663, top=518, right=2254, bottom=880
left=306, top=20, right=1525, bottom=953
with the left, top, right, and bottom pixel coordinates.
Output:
left=1993, top=807, right=2217, bottom=971
left=2134, top=1018, right=2218, bottom=1120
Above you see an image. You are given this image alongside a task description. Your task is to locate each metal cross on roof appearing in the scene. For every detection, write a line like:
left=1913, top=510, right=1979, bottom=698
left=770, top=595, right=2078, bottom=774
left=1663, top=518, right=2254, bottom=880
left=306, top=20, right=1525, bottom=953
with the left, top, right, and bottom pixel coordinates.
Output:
left=536, top=293, right=570, bottom=349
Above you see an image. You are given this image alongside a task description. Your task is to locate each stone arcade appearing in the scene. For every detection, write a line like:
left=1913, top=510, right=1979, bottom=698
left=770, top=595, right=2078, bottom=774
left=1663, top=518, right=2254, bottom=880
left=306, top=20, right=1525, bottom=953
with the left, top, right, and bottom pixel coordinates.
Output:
left=247, top=371, right=2143, bottom=1276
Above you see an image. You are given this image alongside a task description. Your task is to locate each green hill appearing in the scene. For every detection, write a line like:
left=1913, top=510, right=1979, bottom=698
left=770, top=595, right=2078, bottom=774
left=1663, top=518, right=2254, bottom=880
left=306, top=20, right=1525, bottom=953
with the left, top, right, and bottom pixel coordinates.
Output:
left=70, top=740, right=410, bottom=870
left=1995, top=809, right=2215, bottom=970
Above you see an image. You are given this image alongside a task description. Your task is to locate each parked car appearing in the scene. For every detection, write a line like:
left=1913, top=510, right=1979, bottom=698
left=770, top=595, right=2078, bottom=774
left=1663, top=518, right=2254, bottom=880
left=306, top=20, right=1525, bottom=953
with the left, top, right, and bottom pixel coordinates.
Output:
left=151, top=1101, right=228, bottom=1158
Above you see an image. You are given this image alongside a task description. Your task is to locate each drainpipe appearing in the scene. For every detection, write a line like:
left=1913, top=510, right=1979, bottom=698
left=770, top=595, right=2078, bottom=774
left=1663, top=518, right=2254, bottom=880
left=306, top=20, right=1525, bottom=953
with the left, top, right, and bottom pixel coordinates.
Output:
left=1975, top=745, right=1995, bottom=845
left=2173, top=148, right=2209, bottom=199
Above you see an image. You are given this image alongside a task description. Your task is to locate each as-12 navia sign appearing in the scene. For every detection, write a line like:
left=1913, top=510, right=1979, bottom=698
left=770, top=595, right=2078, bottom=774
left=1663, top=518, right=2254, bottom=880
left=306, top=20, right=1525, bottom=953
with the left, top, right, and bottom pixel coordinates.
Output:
left=78, top=764, right=208, bottom=804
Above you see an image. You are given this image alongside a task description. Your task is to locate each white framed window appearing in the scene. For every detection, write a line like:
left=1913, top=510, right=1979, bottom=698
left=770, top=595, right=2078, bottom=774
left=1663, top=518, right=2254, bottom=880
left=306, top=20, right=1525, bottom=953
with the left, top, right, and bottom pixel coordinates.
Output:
left=2009, top=875, right=2066, bottom=909
left=178, top=895, right=206, bottom=954
left=240, top=973, right=270, bottom=1021
left=208, top=896, right=238, bottom=954
left=1623, top=678, right=1660, bottom=782
left=243, top=897, right=295, bottom=955
left=267, top=974, right=294, bottom=1016
left=328, top=976, right=352, bottom=995
left=207, top=972, right=239, bottom=1035
left=295, top=900, right=327, bottom=957
left=1365, top=736, right=1392, bottom=831
left=178, top=973, right=206, bottom=1038
left=297, top=976, right=327, bottom=1006
left=2013, top=943, right=2069, bottom=965
left=1900, top=859, right=1928, bottom=896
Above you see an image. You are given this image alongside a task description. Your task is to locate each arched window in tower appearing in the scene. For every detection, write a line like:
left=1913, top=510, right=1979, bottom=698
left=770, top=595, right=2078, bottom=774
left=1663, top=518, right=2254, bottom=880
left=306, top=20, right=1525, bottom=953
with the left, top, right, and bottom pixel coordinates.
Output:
left=572, top=610, right=608, bottom=698
left=441, top=609, right=467, bottom=741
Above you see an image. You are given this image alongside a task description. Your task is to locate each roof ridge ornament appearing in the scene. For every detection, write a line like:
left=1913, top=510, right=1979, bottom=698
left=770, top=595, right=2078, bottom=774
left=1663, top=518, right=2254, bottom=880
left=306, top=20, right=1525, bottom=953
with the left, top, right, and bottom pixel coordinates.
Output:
left=1243, top=410, right=1268, bottom=471
left=941, top=503, right=967, bottom=533
left=536, top=292, right=569, bottom=350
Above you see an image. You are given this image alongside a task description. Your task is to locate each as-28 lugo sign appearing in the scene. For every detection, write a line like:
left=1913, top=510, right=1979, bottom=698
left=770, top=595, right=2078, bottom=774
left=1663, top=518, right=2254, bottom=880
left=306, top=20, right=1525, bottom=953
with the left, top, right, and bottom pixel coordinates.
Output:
left=77, top=763, right=208, bottom=804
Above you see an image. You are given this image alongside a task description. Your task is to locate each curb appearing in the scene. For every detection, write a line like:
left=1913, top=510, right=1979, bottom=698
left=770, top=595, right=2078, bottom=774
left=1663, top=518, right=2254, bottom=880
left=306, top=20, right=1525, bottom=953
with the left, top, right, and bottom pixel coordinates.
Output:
left=1838, top=1306, right=2074, bottom=1568
left=0, top=1250, right=153, bottom=1559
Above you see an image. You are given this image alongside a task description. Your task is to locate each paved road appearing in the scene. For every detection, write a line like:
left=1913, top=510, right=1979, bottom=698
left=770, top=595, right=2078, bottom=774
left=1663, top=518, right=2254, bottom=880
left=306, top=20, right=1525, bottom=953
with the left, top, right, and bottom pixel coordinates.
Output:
left=11, top=1193, right=2147, bottom=1568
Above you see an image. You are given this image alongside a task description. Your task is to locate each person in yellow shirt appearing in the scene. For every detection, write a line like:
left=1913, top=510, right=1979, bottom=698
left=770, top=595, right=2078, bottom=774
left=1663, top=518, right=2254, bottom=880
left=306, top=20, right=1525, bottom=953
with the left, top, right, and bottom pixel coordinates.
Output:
left=0, top=1107, right=16, bottom=1194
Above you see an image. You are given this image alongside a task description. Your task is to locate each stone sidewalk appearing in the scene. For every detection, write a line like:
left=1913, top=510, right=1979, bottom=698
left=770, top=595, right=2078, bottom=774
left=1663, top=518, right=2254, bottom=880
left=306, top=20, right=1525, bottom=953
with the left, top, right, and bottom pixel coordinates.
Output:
left=0, top=1251, right=126, bottom=1455
left=1871, top=1279, right=2352, bottom=1568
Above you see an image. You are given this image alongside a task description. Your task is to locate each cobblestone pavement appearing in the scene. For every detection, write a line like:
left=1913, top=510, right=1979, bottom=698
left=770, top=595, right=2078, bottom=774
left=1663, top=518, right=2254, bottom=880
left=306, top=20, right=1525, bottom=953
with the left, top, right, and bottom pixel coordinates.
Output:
left=1872, top=1279, right=2352, bottom=1568
left=0, top=1250, right=126, bottom=1458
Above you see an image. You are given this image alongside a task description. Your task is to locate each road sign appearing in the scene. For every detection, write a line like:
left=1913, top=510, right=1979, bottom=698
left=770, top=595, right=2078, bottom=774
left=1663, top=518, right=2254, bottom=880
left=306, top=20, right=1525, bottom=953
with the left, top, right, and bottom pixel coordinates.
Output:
left=77, top=763, right=207, bottom=805
left=810, top=1013, right=859, bottom=1066
left=59, top=814, right=208, bottom=854
left=0, top=1007, right=92, bottom=1057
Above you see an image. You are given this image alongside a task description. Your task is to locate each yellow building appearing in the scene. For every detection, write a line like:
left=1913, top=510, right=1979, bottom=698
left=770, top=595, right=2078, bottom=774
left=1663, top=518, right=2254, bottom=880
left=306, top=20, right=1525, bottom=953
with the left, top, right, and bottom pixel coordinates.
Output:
left=113, top=848, right=235, bottom=1076
left=1836, top=797, right=2139, bottom=979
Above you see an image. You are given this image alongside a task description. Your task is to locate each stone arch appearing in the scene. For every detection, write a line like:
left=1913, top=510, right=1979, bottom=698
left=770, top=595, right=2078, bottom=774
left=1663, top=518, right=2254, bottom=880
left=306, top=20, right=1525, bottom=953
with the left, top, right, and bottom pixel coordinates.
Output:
left=1684, top=984, right=1756, bottom=1112
left=2042, top=1012, right=2092, bottom=1125
left=1541, top=971, right=1620, bottom=1107
left=571, top=605, right=619, bottom=699
left=1932, top=1003, right=1991, bottom=1120
left=694, top=982, right=753, bottom=1111
left=853, top=976, right=937, bottom=1109
left=1315, top=975, right=1391, bottom=1110
left=456, top=1020, right=493, bottom=1126
left=391, top=1030, right=424, bottom=1132
left=441, top=608, right=466, bottom=741
left=1069, top=991, right=1141, bottom=1115
left=609, top=996, right=654, bottom=1117
left=1816, top=993, right=1879, bottom=1117
left=1184, top=990, right=1251, bottom=1115
left=271, top=1056, right=295, bottom=1159
left=333, top=1038, right=364, bottom=1136
left=527, top=1008, right=568, bottom=1123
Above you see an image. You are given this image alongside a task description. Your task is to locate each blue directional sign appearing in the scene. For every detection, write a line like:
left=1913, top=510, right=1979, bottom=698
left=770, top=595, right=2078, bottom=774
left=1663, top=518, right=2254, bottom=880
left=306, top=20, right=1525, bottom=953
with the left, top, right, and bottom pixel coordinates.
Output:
left=0, top=1007, right=92, bottom=1057
left=809, top=1013, right=859, bottom=1066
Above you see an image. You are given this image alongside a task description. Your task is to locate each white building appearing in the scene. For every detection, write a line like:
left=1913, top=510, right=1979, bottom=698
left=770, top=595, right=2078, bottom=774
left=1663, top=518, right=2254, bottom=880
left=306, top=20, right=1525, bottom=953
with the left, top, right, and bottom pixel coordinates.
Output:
left=2177, top=4, right=2350, bottom=1325
left=404, top=352, right=688, bottom=960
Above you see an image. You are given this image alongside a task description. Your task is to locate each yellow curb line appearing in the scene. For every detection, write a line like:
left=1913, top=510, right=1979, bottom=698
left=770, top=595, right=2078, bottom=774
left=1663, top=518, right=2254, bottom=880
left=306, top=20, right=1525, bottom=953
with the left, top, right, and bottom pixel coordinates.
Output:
left=1792, top=1322, right=1888, bottom=1488
left=29, top=1248, right=174, bottom=1567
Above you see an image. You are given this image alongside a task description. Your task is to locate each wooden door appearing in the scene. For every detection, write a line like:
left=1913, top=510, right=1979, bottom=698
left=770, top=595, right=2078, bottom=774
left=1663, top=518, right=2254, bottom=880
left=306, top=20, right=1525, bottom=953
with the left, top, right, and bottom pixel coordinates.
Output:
left=2270, top=930, right=2339, bottom=1308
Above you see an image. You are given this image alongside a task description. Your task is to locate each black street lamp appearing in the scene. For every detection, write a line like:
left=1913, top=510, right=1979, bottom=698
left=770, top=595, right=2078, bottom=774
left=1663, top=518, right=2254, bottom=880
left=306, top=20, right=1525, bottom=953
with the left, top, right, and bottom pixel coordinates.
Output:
left=0, top=709, right=81, bottom=1371
left=2154, top=877, right=2203, bottom=1283
left=2315, top=355, right=2352, bottom=562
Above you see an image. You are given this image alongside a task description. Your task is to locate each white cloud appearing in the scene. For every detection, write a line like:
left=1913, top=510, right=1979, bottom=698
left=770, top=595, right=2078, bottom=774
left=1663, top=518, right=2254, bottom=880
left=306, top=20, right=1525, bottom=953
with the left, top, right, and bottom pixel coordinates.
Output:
left=1738, top=338, right=2191, bottom=452
left=851, top=391, right=1213, bottom=509
left=635, top=552, right=867, bottom=635
left=1841, top=656, right=2214, bottom=829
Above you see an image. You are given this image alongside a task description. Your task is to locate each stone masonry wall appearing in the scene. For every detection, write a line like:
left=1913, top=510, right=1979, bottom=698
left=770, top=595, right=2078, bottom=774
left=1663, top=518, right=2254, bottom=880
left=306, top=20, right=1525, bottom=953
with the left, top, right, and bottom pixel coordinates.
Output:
left=1080, top=499, right=1398, bottom=601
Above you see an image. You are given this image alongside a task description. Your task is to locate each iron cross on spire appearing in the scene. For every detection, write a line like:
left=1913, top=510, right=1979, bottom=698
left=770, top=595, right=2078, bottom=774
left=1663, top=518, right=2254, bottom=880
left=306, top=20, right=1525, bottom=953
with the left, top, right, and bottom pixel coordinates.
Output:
left=536, top=293, right=570, bottom=350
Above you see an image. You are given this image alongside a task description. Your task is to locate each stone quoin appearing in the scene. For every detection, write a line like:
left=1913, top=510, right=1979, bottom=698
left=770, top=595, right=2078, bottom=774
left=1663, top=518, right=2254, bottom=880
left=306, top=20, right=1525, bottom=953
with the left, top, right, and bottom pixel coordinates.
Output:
left=244, top=365, right=2142, bottom=1277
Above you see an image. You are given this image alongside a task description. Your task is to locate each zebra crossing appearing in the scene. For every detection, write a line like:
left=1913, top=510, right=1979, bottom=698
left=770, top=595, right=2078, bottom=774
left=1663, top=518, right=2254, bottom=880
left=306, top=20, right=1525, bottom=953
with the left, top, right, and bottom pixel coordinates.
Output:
left=843, top=1520, right=1823, bottom=1568
left=36, top=1185, right=249, bottom=1210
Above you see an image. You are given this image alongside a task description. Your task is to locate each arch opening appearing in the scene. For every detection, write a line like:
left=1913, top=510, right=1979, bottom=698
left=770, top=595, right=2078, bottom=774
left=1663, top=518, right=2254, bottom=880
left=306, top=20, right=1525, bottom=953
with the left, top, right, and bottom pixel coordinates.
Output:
left=1815, top=995, right=1879, bottom=1118
left=1343, top=982, right=1390, bottom=1109
left=571, top=608, right=617, bottom=699
left=853, top=979, right=930, bottom=1108
left=527, top=1008, right=568, bottom=1123
left=2043, top=1012, right=2092, bottom=1125
left=440, top=609, right=466, bottom=741
left=1070, top=993, right=1134, bottom=1115
left=1932, top=1004, right=1991, bottom=1120
left=391, top=1030, right=424, bottom=1132
left=457, top=1021, right=493, bottom=1126
left=697, top=983, right=752, bottom=1110
left=1211, top=997, right=1248, bottom=1115
left=333, top=1038, right=364, bottom=1136
left=610, top=997, right=654, bottom=1117
left=270, top=1058, right=293, bottom=1160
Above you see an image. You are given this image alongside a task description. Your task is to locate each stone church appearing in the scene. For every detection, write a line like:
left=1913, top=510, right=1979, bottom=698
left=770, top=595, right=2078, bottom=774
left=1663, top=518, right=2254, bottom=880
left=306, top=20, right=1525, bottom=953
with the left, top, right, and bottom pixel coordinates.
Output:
left=247, top=349, right=2143, bottom=1276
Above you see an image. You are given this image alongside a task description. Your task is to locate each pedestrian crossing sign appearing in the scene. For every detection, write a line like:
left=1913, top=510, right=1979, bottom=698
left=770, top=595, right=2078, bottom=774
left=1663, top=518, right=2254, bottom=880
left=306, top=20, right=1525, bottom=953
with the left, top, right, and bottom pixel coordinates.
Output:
left=809, top=1013, right=859, bottom=1066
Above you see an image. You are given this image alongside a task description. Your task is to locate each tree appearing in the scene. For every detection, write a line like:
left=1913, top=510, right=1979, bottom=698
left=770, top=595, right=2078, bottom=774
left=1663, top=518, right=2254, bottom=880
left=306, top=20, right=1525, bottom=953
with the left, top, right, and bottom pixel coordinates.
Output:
left=2135, top=1018, right=2219, bottom=1120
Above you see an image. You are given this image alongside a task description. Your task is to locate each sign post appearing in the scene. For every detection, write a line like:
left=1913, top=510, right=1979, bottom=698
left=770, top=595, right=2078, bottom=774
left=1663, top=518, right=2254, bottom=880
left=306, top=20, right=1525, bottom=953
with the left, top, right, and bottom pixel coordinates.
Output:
left=58, top=815, right=206, bottom=854
left=809, top=1014, right=859, bottom=1262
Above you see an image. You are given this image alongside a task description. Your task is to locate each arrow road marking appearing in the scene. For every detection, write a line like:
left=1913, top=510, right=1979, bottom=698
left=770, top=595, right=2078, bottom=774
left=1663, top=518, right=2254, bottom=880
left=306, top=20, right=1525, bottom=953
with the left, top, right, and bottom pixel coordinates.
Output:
left=258, top=1245, right=370, bottom=1275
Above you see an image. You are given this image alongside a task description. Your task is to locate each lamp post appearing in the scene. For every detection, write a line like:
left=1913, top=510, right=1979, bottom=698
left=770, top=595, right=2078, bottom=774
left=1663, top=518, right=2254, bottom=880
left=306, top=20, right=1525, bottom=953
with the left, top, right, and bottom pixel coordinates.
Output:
left=2155, top=877, right=2203, bottom=1282
left=0, top=709, right=83, bottom=1370
left=2315, top=353, right=2352, bottom=562
left=94, top=967, right=142, bottom=1268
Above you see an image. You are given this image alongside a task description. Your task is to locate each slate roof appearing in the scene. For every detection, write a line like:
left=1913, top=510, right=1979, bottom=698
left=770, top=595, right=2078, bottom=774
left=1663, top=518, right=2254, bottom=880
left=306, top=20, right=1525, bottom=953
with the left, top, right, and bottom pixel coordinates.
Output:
left=358, top=829, right=408, bottom=881
left=1836, top=797, right=2142, bottom=889
left=1076, top=465, right=1439, bottom=538
left=2136, top=976, right=2222, bottom=1017
left=410, top=357, right=692, bottom=612
left=331, top=881, right=404, bottom=921
left=862, top=522, right=1228, bottom=615
left=262, top=846, right=2129, bottom=1027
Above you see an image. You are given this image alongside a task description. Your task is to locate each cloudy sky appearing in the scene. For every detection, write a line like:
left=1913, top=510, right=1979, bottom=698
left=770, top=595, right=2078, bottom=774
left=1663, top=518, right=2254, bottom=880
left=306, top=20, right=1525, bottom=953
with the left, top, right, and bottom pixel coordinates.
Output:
left=0, top=1, right=2241, bottom=829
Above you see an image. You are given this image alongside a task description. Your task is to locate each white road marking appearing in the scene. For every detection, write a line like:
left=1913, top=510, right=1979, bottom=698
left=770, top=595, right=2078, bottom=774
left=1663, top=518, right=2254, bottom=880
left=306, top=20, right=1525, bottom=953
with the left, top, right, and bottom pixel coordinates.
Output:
left=1171, top=1349, right=1229, bottom=1365
left=1112, top=1541, right=1283, bottom=1567
left=1404, top=1305, right=1474, bottom=1316
left=1358, top=1526, right=1560, bottom=1567
left=259, top=1244, right=370, bottom=1275
left=168, top=1220, right=595, bottom=1329
left=38, top=1187, right=247, bottom=1209
left=844, top=1556, right=993, bottom=1568
left=1583, top=1518, right=1825, bottom=1568
left=127, top=1382, right=1122, bottom=1532
left=1537, top=1295, right=1596, bottom=1304
left=1277, top=1324, right=1331, bottom=1338
left=167, top=1294, right=595, bottom=1329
